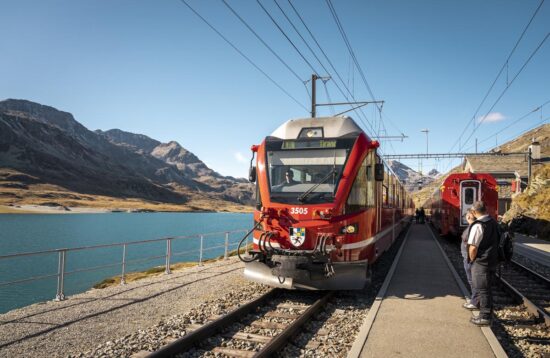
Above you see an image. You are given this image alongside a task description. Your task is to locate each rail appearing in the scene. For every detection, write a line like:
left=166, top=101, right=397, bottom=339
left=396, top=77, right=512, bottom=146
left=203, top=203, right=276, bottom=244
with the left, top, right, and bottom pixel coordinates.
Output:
left=0, top=229, right=249, bottom=303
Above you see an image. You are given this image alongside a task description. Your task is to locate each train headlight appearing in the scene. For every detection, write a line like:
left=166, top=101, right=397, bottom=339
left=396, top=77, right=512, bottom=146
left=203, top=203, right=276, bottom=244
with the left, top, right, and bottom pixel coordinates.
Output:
left=341, top=224, right=358, bottom=234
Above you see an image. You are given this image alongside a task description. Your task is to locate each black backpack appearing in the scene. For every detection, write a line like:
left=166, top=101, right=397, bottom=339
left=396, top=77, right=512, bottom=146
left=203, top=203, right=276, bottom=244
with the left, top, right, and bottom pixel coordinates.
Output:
left=497, top=226, right=514, bottom=262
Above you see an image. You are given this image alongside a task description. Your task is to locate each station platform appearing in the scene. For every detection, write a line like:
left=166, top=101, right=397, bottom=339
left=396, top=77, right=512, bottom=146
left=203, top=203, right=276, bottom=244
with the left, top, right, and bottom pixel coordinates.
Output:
left=349, top=224, right=503, bottom=358
left=514, top=233, right=550, bottom=267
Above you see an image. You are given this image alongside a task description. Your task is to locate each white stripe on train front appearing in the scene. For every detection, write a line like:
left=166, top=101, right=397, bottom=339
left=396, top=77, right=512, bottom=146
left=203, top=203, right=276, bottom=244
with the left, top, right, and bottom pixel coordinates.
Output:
left=252, top=218, right=407, bottom=250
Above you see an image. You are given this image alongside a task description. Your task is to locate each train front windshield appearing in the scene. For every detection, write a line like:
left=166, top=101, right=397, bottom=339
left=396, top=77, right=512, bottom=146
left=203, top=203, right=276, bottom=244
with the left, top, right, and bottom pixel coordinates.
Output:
left=267, top=148, right=348, bottom=204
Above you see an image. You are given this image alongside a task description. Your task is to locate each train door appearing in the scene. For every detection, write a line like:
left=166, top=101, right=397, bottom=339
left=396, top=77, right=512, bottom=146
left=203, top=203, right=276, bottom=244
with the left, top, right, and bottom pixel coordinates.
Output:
left=460, top=180, right=480, bottom=226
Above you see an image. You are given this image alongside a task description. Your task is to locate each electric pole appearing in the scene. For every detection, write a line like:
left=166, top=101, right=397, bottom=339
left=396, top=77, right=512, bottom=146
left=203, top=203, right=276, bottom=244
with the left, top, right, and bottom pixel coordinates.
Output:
left=311, top=74, right=317, bottom=118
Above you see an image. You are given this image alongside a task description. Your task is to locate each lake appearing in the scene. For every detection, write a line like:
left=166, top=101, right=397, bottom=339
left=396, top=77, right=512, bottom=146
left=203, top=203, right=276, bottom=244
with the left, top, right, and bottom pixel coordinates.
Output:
left=0, top=213, right=252, bottom=314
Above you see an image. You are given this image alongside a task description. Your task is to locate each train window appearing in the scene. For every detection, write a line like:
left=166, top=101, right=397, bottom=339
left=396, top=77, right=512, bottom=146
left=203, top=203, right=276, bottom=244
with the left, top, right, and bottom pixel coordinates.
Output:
left=366, top=151, right=375, bottom=206
left=266, top=149, right=348, bottom=204
left=345, top=158, right=368, bottom=213
left=464, top=188, right=474, bottom=204
left=255, top=183, right=262, bottom=210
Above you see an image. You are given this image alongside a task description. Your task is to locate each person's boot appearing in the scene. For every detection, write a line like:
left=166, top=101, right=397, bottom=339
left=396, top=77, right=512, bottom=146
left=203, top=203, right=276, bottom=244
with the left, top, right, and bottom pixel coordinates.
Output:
left=470, top=316, right=491, bottom=326
left=462, top=302, right=478, bottom=310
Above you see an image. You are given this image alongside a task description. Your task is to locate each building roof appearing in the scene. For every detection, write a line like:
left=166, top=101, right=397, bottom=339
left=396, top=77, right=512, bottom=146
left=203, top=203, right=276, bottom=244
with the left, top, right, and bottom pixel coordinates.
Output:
left=270, top=116, right=363, bottom=140
left=463, top=154, right=529, bottom=177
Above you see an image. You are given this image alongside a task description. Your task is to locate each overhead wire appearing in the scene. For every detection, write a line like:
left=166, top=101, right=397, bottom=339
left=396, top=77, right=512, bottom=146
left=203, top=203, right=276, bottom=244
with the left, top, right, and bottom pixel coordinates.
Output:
left=460, top=31, right=550, bottom=149
left=220, top=0, right=304, bottom=83
left=178, top=0, right=309, bottom=112
left=483, top=115, right=549, bottom=152
left=276, top=0, right=380, bottom=136
left=284, top=0, right=379, bottom=135
left=256, top=0, right=320, bottom=75
left=323, top=0, right=406, bottom=148
left=448, top=0, right=546, bottom=153
left=463, top=98, right=550, bottom=151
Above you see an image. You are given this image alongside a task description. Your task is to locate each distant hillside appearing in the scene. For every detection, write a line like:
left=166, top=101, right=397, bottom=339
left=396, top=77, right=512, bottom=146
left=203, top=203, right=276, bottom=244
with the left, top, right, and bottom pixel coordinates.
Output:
left=0, top=99, right=253, bottom=212
left=491, top=123, right=550, bottom=157
left=389, top=160, right=439, bottom=192
left=410, top=123, right=549, bottom=238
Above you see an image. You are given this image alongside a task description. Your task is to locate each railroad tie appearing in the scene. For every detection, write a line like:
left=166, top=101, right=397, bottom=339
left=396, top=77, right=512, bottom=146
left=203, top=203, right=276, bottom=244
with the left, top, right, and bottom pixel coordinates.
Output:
left=251, top=321, right=288, bottom=330
left=221, top=331, right=271, bottom=343
left=212, top=347, right=256, bottom=358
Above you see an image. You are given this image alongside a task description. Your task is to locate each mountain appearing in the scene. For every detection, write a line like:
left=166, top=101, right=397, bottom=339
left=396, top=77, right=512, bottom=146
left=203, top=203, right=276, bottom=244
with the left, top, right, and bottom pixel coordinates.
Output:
left=0, top=99, right=253, bottom=211
left=427, top=169, right=440, bottom=177
left=388, top=160, right=436, bottom=192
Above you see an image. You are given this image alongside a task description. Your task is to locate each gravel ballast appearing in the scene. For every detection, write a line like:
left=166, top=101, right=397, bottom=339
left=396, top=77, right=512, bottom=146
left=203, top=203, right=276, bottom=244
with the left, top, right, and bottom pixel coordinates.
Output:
left=0, top=257, right=247, bottom=357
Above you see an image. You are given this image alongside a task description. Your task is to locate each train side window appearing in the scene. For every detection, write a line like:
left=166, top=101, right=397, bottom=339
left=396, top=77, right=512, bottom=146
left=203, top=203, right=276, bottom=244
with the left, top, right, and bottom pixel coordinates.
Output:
left=255, top=183, right=262, bottom=210
left=366, top=151, right=375, bottom=206
left=345, top=158, right=368, bottom=213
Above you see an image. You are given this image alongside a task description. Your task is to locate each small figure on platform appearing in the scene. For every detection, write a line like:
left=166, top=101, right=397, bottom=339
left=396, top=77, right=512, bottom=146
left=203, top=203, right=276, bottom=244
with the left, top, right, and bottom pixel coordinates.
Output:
left=419, top=207, right=426, bottom=224
left=415, top=208, right=420, bottom=224
left=461, top=208, right=479, bottom=311
left=467, top=201, right=500, bottom=326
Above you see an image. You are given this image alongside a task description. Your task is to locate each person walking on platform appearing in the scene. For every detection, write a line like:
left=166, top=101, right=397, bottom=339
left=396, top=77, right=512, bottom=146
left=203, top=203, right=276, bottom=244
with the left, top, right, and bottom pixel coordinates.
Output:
left=461, top=208, right=478, bottom=310
left=467, top=201, right=500, bottom=326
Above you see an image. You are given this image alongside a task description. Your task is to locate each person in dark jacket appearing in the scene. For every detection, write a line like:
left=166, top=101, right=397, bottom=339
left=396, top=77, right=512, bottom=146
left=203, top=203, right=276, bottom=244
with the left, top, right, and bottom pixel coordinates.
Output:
left=461, top=208, right=478, bottom=310
left=467, top=201, right=500, bottom=326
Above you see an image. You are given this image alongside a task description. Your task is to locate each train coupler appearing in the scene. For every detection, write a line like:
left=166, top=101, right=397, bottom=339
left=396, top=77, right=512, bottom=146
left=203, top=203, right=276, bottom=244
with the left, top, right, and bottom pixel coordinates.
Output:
left=324, top=261, right=335, bottom=278
left=271, top=255, right=310, bottom=280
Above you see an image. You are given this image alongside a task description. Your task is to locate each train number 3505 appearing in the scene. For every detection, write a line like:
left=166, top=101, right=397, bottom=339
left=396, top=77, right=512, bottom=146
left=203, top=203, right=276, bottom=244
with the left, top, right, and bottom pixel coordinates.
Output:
left=290, top=207, right=308, bottom=215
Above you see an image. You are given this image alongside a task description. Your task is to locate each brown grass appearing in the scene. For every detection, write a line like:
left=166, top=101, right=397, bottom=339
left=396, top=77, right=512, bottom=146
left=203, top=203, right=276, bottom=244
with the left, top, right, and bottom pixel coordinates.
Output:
left=512, top=165, right=550, bottom=221
left=92, top=244, right=252, bottom=289
left=0, top=175, right=252, bottom=214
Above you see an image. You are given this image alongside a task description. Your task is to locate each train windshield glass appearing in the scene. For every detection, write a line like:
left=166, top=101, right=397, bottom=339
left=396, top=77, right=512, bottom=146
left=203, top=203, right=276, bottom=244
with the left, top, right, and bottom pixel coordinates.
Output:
left=267, top=149, right=348, bottom=204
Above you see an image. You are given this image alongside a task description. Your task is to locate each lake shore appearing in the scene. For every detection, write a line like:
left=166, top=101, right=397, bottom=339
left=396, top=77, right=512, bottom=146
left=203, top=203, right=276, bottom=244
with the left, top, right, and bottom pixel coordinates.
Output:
left=0, top=203, right=252, bottom=214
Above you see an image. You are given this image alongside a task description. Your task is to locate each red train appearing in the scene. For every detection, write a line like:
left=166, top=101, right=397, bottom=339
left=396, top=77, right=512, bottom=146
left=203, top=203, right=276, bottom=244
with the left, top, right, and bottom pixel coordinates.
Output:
left=240, top=116, right=413, bottom=290
left=429, top=172, right=498, bottom=237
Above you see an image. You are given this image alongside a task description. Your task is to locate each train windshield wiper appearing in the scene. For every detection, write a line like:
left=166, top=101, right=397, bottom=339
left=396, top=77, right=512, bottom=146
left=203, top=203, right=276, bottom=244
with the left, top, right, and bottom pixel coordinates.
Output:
left=297, top=169, right=336, bottom=203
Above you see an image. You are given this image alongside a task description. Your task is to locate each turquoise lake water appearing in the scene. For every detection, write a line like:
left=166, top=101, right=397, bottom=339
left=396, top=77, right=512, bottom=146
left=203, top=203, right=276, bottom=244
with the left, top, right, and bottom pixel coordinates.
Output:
left=0, top=213, right=252, bottom=314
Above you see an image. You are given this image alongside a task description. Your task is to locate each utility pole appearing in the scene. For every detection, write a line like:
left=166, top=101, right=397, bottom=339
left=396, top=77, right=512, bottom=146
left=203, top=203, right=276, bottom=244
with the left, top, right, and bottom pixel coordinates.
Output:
left=527, top=146, right=533, bottom=185
left=308, top=73, right=382, bottom=118
left=311, top=74, right=317, bottom=118
left=475, top=138, right=478, bottom=153
left=421, top=129, right=429, bottom=155
left=420, top=129, right=429, bottom=175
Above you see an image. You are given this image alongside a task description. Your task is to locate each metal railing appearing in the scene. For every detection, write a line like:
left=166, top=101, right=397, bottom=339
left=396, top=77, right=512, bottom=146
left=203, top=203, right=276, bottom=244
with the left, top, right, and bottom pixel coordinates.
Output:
left=0, top=229, right=249, bottom=303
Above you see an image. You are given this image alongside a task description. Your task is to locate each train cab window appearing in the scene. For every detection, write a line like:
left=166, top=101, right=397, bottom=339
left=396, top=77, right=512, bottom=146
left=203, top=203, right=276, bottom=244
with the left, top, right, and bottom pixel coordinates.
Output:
left=464, top=188, right=474, bottom=205
left=267, top=148, right=348, bottom=204
left=345, top=158, right=368, bottom=214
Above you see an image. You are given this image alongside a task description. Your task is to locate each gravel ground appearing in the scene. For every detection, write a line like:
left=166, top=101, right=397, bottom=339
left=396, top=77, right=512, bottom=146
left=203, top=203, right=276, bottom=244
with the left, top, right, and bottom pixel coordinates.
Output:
left=279, top=226, right=409, bottom=358
left=433, top=228, right=550, bottom=358
left=512, top=254, right=550, bottom=280
left=69, top=226, right=409, bottom=358
left=0, top=257, right=247, bottom=358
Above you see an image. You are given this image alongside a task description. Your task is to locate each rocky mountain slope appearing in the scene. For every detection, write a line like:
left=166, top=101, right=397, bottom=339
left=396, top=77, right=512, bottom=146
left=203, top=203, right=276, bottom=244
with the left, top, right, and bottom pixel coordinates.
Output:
left=389, top=160, right=439, bottom=192
left=0, top=99, right=253, bottom=211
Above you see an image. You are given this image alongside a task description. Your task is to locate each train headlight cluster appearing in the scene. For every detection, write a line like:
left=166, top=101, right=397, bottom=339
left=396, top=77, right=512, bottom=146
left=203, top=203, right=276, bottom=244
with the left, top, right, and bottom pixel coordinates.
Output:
left=341, top=224, right=358, bottom=234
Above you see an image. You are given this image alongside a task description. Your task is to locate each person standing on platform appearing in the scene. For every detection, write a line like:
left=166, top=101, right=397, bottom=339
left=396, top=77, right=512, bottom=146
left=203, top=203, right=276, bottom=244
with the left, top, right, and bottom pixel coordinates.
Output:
left=467, top=201, right=500, bottom=326
left=462, top=208, right=478, bottom=310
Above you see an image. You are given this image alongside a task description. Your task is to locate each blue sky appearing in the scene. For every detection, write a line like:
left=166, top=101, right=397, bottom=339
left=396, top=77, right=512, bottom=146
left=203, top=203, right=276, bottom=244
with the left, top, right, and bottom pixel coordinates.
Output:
left=1, top=0, right=549, bottom=177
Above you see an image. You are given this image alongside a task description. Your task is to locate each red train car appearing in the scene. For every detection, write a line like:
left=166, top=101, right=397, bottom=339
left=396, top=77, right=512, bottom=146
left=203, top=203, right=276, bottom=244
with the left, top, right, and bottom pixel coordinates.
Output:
left=240, top=116, right=413, bottom=290
left=429, top=172, right=498, bottom=237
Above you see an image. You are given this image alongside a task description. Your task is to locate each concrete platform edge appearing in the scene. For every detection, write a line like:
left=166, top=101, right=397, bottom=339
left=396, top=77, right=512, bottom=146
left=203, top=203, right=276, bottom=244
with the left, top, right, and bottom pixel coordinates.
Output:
left=347, top=225, right=412, bottom=358
left=428, top=225, right=507, bottom=358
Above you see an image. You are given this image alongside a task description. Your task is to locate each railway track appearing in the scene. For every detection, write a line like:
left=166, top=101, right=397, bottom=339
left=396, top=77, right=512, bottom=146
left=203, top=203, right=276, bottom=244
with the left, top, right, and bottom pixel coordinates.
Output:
left=147, top=289, right=333, bottom=357
left=497, top=260, right=550, bottom=326
left=432, top=226, right=550, bottom=358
